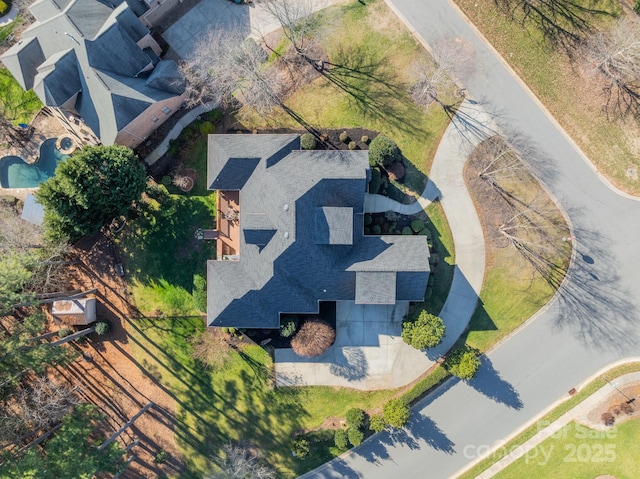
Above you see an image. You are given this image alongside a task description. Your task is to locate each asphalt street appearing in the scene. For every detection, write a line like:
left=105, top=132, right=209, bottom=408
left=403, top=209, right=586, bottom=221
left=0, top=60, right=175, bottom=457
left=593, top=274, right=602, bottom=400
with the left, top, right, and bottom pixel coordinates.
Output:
left=301, top=0, right=640, bottom=478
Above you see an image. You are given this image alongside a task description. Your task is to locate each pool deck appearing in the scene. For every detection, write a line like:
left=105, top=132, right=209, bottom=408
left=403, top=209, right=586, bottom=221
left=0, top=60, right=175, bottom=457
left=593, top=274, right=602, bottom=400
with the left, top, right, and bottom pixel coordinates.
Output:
left=1, top=109, right=67, bottom=199
left=1, top=109, right=67, bottom=165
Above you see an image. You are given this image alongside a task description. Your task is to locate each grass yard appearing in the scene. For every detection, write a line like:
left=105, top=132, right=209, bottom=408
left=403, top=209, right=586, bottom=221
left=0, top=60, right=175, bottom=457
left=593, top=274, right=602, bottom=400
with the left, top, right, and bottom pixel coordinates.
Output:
left=240, top=0, right=454, bottom=203
left=126, top=316, right=396, bottom=478
left=493, top=418, right=640, bottom=479
left=460, top=362, right=640, bottom=478
left=116, top=186, right=216, bottom=317
left=453, top=0, right=640, bottom=195
left=0, top=67, right=41, bottom=125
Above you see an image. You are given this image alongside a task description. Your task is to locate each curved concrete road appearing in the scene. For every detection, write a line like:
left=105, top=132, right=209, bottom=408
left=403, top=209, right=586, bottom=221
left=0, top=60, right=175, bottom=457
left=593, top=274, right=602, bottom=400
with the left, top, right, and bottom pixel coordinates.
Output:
left=301, top=0, right=640, bottom=478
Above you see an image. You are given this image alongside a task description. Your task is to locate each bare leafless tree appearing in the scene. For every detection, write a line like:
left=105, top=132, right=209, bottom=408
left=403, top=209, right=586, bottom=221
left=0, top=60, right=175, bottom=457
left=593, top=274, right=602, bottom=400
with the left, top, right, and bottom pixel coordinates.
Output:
left=583, top=19, right=640, bottom=118
left=410, top=40, right=474, bottom=107
left=475, top=136, right=525, bottom=187
left=206, top=443, right=275, bottom=479
left=180, top=30, right=283, bottom=115
left=191, top=329, right=232, bottom=369
left=261, top=0, right=324, bottom=62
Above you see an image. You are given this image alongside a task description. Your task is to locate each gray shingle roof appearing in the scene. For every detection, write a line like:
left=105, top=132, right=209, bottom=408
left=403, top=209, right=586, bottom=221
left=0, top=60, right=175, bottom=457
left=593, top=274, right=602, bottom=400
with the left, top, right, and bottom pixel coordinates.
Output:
left=207, top=135, right=430, bottom=329
left=0, top=0, right=185, bottom=145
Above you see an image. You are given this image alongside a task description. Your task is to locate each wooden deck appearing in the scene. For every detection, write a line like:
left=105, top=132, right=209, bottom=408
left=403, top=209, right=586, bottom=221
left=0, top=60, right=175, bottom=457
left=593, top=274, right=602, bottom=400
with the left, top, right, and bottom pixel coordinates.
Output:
left=216, top=190, right=240, bottom=259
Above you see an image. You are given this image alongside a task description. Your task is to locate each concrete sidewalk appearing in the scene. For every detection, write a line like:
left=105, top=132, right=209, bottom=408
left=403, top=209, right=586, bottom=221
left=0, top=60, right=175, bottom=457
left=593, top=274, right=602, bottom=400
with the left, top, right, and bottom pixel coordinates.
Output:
left=275, top=100, right=492, bottom=389
left=472, top=372, right=640, bottom=478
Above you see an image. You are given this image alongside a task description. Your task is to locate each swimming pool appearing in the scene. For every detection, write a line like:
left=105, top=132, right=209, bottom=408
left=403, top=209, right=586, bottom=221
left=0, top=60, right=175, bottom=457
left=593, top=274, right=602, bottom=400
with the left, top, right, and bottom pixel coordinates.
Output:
left=0, top=138, right=69, bottom=188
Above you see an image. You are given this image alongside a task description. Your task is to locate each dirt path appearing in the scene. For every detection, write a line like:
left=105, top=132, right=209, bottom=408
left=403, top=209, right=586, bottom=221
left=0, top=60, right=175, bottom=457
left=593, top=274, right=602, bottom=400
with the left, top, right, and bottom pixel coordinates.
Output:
left=54, top=233, right=186, bottom=478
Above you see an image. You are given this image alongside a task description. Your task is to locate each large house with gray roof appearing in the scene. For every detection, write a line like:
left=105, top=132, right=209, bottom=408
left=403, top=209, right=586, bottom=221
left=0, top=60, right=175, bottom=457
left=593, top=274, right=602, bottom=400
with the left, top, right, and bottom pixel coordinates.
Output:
left=206, top=134, right=431, bottom=329
left=0, top=0, right=186, bottom=148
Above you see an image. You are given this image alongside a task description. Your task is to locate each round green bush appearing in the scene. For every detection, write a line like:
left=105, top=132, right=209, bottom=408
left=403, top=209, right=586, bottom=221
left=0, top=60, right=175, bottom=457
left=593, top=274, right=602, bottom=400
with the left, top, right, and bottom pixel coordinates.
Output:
left=383, top=398, right=410, bottom=429
left=364, top=214, right=373, bottom=226
left=339, top=131, right=349, bottom=143
left=280, top=315, right=299, bottom=337
left=364, top=226, right=371, bottom=235
left=94, top=320, right=111, bottom=336
left=154, top=449, right=168, bottom=464
left=193, top=274, right=207, bottom=312
left=369, top=414, right=387, bottom=433
left=371, top=224, right=382, bottom=235
left=401, top=311, right=445, bottom=350
left=419, top=228, right=431, bottom=237
left=345, top=408, right=365, bottom=430
left=293, top=437, right=310, bottom=458
left=347, top=428, right=364, bottom=447
left=198, top=121, right=216, bottom=135
left=300, top=133, right=317, bottom=150
left=361, top=135, right=369, bottom=144
left=411, top=219, right=425, bottom=233
left=348, top=141, right=357, bottom=150
left=334, top=429, right=348, bottom=450
left=402, top=226, right=413, bottom=235
left=444, top=347, right=481, bottom=380
left=369, top=135, right=401, bottom=167
left=161, top=175, right=172, bottom=186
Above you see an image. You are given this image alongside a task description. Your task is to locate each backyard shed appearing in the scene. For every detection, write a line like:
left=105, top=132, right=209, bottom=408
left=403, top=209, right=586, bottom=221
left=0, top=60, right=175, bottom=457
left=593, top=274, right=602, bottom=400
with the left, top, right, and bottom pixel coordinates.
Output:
left=52, top=298, right=97, bottom=325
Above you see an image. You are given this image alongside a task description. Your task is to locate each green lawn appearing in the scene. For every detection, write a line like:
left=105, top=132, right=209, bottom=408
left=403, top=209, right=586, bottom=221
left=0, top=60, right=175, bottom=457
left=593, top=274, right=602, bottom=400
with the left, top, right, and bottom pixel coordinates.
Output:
left=116, top=187, right=216, bottom=317
left=494, top=418, right=640, bottom=479
left=460, top=362, right=640, bottom=478
left=0, top=67, right=42, bottom=125
left=453, top=0, right=640, bottom=195
left=126, top=316, right=396, bottom=478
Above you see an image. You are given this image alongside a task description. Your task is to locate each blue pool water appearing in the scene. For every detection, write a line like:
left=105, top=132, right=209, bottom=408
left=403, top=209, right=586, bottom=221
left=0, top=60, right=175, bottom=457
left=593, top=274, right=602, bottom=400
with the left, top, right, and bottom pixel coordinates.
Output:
left=0, top=138, right=68, bottom=188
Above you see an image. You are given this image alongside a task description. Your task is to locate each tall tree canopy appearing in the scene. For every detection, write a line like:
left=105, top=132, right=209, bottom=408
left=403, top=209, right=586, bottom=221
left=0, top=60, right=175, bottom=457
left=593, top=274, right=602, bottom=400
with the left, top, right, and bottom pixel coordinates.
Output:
left=36, top=145, right=147, bottom=243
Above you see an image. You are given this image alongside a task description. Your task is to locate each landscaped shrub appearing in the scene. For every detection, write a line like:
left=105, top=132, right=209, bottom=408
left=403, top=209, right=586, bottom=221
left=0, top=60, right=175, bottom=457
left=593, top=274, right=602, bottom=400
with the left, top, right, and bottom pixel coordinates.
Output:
left=386, top=161, right=405, bottom=181
left=94, top=320, right=111, bottom=336
left=601, top=412, right=615, bottom=426
left=167, top=139, right=181, bottom=155
left=383, top=398, right=410, bottom=428
left=401, top=311, right=445, bottom=350
left=444, top=346, right=481, bottom=380
left=347, top=428, right=364, bottom=447
left=58, top=327, right=72, bottom=338
left=345, top=408, right=365, bottom=430
left=161, top=175, right=172, bottom=186
left=154, top=449, right=168, bottom=464
left=369, top=135, right=401, bottom=167
left=419, top=228, right=431, bottom=237
left=364, top=226, right=371, bottom=235
left=369, top=168, right=382, bottom=194
left=291, top=317, right=335, bottom=358
left=334, top=429, right=348, bottom=450
left=192, top=274, right=207, bottom=312
left=0, top=0, right=9, bottom=15
left=371, top=224, right=382, bottom=235
left=198, top=121, right=216, bottom=135
left=339, top=131, right=349, bottom=143
left=348, top=141, right=357, bottom=150
left=292, top=437, right=310, bottom=458
left=280, top=314, right=299, bottom=337
left=635, top=0, right=640, bottom=14
left=369, top=414, right=386, bottom=433
left=361, top=135, right=369, bottom=144
left=300, top=133, right=317, bottom=150
left=411, top=219, right=425, bottom=233
left=364, top=214, right=373, bottom=226
left=402, top=226, right=413, bottom=235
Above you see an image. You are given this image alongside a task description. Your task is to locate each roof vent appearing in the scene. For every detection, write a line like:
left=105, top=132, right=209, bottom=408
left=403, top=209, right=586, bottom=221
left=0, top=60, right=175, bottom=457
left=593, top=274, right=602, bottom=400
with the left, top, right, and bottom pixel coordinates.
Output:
left=283, top=204, right=289, bottom=211
left=284, top=232, right=289, bottom=239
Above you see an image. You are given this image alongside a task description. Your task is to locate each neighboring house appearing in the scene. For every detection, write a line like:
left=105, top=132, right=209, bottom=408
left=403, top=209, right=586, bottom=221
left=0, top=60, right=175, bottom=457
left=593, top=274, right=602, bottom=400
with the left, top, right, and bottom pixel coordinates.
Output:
left=0, top=0, right=186, bottom=149
left=206, top=134, right=431, bottom=329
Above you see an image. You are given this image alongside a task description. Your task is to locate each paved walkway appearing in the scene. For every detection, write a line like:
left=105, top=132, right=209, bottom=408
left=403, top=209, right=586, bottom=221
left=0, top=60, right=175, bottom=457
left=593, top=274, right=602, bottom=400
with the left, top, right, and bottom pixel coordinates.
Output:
left=275, top=99, right=491, bottom=390
left=144, top=102, right=216, bottom=165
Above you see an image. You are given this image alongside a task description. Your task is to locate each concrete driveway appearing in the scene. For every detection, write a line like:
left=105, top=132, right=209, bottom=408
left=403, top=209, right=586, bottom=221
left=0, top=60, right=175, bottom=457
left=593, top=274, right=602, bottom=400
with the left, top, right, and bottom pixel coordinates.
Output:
left=275, top=301, right=437, bottom=390
left=162, top=0, right=333, bottom=59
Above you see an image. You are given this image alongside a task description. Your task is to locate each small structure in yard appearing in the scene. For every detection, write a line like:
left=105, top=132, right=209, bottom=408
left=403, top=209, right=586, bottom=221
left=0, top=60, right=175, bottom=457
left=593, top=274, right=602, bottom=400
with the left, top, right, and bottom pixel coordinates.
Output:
left=52, top=298, right=97, bottom=326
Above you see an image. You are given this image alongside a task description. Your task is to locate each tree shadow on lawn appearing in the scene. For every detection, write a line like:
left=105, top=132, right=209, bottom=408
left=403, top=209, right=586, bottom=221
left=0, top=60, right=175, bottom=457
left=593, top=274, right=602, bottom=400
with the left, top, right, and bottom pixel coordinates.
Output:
left=117, top=189, right=215, bottom=296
